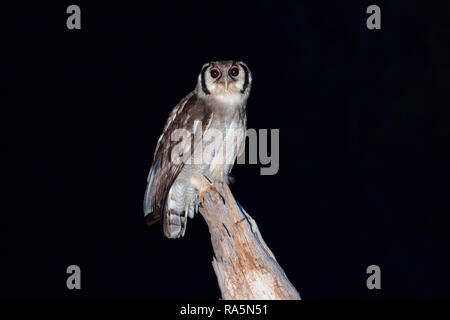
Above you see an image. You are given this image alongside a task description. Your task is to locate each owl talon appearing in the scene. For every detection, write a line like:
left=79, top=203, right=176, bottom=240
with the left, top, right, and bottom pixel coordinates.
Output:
left=203, top=175, right=212, bottom=184
left=198, top=184, right=226, bottom=206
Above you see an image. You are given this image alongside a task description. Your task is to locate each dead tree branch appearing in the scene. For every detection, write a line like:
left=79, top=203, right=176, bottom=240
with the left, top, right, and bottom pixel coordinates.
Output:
left=199, top=182, right=301, bottom=300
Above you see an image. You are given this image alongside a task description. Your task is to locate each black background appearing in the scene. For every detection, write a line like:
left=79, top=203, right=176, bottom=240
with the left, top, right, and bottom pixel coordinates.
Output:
left=2, top=0, right=450, bottom=300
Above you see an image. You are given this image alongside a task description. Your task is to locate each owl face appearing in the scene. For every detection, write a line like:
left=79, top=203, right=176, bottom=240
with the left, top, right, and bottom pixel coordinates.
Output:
left=197, top=60, right=252, bottom=98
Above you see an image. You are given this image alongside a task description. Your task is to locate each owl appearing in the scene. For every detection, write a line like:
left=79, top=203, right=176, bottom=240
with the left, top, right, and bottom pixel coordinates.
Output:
left=144, top=60, right=252, bottom=238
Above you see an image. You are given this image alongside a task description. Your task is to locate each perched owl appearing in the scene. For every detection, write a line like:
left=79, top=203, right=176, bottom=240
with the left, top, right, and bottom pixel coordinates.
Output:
left=144, top=60, right=252, bottom=238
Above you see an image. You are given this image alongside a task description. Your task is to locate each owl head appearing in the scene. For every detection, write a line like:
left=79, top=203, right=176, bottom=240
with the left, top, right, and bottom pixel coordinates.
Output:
left=196, top=60, right=252, bottom=99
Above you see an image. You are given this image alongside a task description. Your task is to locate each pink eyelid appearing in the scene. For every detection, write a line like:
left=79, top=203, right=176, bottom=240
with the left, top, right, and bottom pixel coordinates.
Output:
left=229, top=66, right=239, bottom=75
left=211, top=67, right=221, bottom=77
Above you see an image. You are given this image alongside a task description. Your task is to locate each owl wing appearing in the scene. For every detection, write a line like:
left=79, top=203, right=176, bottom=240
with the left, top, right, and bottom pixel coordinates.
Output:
left=144, top=92, right=213, bottom=225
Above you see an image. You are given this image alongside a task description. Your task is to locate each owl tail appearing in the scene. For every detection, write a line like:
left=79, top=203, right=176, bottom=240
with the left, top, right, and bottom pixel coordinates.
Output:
left=162, top=208, right=188, bottom=239
left=162, top=193, right=197, bottom=238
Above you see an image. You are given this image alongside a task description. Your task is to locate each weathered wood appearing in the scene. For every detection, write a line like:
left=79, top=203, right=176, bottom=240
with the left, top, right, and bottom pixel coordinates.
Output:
left=199, top=182, right=301, bottom=300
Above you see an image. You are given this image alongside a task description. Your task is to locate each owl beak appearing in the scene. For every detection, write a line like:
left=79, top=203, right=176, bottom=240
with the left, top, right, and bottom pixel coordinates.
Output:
left=223, top=76, right=229, bottom=90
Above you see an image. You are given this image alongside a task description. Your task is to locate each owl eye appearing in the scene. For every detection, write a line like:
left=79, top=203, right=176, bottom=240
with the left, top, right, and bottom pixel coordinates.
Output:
left=229, top=66, right=239, bottom=77
left=210, top=67, right=221, bottom=79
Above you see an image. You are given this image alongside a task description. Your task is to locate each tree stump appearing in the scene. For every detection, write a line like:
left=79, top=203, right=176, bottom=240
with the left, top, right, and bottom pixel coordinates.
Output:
left=199, top=182, right=301, bottom=300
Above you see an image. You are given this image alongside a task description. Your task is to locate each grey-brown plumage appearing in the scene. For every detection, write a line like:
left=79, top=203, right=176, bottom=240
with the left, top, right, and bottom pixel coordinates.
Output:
left=144, top=60, right=252, bottom=238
